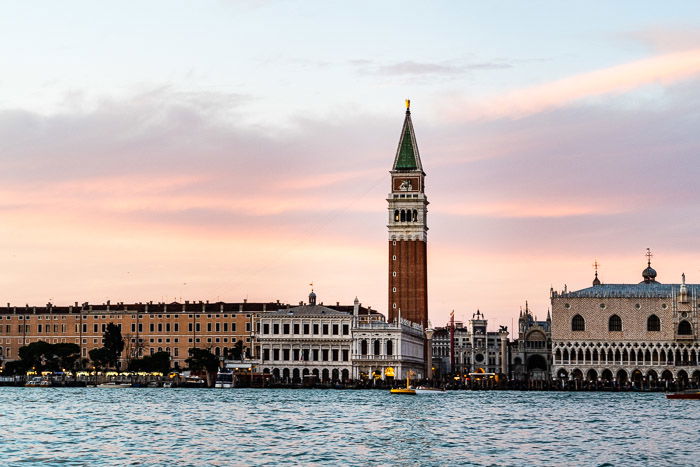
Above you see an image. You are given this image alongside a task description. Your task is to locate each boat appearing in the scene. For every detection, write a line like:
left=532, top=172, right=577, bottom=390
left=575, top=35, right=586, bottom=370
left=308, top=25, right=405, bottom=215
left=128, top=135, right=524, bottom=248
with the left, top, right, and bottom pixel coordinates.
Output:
left=666, top=390, right=700, bottom=400
left=414, top=386, right=446, bottom=394
left=96, top=382, right=131, bottom=388
left=390, top=370, right=416, bottom=395
left=215, top=370, right=234, bottom=389
left=25, top=377, right=50, bottom=387
left=163, top=381, right=174, bottom=388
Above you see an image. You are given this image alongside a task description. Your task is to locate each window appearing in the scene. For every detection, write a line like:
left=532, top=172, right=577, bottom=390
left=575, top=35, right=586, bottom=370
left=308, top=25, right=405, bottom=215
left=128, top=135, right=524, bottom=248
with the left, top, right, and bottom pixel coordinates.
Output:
left=322, top=349, right=329, bottom=361
left=38, top=324, right=42, bottom=333
left=174, top=323, right=179, bottom=332
left=158, top=323, right=163, bottom=332
left=647, top=314, right=660, bottom=332
left=207, top=323, right=212, bottom=332
left=342, top=324, right=349, bottom=335
left=273, top=349, right=280, bottom=360
left=361, top=340, right=368, bottom=355
left=149, top=323, right=155, bottom=332
left=263, top=324, right=270, bottom=335
left=293, top=324, right=300, bottom=334
left=313, top=349, right=319, bottom=361
left=387, top=340, right=393, bottom=355
left=282, top=349, right=290, bottom=361
left=322, top=324, right=329, bottom=335
left=342, top=349, right=349, bottom=361
left=223, top=323, right=228, bottom=332
left=303, top=324, right=309, bottom=334
left=131, top=323, right=136, bottom=333
left=263, top=349, right=270, bottom=360
left=231, top=323, right=236, bottom=332
left=273, top=324, right=279, bottom=334
left=245, top=323, right=250, bottom=332
left=332, top=349, right=339, bottom=361
left=609, top=315, right=622, bottom=332
left=332, top=324, right=339, bottom=335
left=571, top=315, right=585, bottom=332
left=678, top=320, right=692, bottom=335
left=283, top=324, right=290, bottom=334
left=313, top=324, right=319, bottom=334
left=215, top=323, right=220, bottom=332
left=292, top=349, right=299, bottom=361
left=374, top=340, right=381, bottom=356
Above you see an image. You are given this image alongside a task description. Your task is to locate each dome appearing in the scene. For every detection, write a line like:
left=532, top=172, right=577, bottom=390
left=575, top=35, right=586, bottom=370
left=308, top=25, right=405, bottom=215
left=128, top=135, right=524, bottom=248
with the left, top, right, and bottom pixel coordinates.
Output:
left=642, top=266, right=657, bottom=283
left=308, top=290, right=317, bottom=306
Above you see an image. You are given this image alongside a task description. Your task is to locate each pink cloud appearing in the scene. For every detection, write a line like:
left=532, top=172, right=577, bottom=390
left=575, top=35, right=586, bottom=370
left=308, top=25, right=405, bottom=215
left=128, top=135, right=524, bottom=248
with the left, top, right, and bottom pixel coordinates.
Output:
left=448, top=48, right=700, bottom=120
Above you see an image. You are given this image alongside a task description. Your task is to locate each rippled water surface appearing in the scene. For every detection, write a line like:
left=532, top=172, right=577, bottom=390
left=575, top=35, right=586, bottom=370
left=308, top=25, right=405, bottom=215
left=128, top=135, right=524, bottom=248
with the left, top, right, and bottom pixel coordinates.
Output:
left=1, top=388, right=698, bottom=465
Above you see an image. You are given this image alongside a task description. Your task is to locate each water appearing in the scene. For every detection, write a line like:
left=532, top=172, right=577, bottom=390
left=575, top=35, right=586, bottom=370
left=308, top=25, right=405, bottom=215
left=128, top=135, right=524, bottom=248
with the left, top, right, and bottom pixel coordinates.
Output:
left=0, top=388, right=698, bottom=466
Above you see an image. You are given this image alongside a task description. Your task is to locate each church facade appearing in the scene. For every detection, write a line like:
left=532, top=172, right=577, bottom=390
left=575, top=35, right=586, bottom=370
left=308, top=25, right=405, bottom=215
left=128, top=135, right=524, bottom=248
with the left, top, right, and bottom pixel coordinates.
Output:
left=551, top=255, right=700, bottom=387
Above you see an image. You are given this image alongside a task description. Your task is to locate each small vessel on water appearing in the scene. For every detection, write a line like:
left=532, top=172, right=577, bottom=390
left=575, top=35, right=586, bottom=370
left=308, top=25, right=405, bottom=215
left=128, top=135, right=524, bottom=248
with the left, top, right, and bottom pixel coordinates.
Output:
left=414, top=386, right=446, bottom=394
left=390, top=371, right=416, bottom=395
left=25, top=377, right=51, bottom=388
left=96, top=382, right=131, bottom=388
left=215, top=370, right=234, bottom=389
left=666, top=390, right=700, bottom=400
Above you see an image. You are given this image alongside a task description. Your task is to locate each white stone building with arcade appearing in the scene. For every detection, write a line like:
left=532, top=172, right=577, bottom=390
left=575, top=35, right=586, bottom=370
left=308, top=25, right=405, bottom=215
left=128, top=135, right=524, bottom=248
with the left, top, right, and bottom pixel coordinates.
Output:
left=551, top=255, right=700, bottom=388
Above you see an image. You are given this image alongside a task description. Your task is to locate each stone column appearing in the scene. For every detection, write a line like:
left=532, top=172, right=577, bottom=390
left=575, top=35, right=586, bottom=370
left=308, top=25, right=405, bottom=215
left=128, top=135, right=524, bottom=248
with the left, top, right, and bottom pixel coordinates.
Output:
left=425, top=328, right=434, bottom=380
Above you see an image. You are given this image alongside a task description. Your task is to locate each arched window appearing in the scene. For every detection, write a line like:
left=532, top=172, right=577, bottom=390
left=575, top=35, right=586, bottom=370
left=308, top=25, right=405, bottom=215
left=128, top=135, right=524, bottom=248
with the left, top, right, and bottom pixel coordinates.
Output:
left=400, top=210, right=406, bottom=222
left=678, top=320, right=693, bottom=335
left=412, top=209, right=418, bottom=222
left=647, top=314, right=660, bottom=332
left=386, top=340, right=393, bottom=355
left=571, top=314, right=585, bottom=331
left=609, top=314, right=622, bottom=332
left=373, top=339, right=381, bottom=356
left=360, top=340, right=368, bottom=355
left=394, top=210, right=399, bottom=222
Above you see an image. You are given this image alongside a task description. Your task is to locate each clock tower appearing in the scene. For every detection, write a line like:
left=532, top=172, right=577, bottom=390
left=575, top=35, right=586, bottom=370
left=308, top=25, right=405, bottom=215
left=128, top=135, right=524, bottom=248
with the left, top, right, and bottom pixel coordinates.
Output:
left=387, top=100, right=428, bottom=329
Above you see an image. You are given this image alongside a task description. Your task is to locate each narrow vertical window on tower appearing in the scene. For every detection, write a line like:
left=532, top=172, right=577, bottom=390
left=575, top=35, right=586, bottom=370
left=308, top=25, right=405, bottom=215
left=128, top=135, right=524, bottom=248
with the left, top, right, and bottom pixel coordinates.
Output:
left=387, top=100, right=428, bottom=329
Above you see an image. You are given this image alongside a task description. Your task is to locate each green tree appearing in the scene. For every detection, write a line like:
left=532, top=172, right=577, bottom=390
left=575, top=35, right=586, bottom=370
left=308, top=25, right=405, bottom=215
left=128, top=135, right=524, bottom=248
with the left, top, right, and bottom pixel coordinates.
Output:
left=13, top=341, right=80, bottom=374
left=51, top=343, right=80, bottom=371
left=103, top=323, right=125, bottom=368
left=230, top=340, right=244, bottom=360
left=128, top=351, right=171, bottom=374
left=3, top=360, right=29, bottom=376
left=186, top=347, right=220, bottom=387
left=89, top=347, right=111, bottom=371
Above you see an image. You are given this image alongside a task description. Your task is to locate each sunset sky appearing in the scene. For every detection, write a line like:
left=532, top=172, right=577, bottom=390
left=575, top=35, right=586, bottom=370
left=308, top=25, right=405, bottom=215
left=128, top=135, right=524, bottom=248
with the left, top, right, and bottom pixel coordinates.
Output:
left=2, top=1, right=700, bottom=328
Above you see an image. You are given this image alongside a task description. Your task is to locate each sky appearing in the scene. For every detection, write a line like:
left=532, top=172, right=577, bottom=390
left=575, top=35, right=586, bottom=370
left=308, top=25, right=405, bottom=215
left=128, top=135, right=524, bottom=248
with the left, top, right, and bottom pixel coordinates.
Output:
left=2, top=1, right=700, bottom=329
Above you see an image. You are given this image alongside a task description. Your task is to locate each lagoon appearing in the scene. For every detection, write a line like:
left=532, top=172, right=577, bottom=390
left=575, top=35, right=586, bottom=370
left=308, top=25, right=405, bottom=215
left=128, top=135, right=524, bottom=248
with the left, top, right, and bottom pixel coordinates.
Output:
left=1, top=388, right=698, bottom=465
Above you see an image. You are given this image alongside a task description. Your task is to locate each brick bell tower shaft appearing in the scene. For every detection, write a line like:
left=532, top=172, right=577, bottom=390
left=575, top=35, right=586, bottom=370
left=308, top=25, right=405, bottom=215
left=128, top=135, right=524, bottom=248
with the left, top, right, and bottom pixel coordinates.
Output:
left=387, top=100, right=428, bottom=329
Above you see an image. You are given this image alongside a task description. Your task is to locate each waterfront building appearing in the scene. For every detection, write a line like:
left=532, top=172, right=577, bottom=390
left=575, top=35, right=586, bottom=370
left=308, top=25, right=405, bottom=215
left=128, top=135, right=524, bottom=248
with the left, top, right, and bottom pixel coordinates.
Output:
left=351, top=310, right=425, bottom=381
left=430, top=310, right=509, bottom=378
left=256, top=292, right=424, bottom=382
left=387, top=100, right=429, bottom=329
left=551, top=253, right=700, bottom=387
left=510, top=302, right=552, bottom=383
left=0, top=300, right=283, bottom=370
left=255, top=291, right=353, bottom=382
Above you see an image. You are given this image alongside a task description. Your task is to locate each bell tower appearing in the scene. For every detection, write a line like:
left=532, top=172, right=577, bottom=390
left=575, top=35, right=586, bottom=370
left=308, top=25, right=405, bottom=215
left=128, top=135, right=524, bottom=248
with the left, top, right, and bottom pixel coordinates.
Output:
left=387, top=100, right=428, bottom=328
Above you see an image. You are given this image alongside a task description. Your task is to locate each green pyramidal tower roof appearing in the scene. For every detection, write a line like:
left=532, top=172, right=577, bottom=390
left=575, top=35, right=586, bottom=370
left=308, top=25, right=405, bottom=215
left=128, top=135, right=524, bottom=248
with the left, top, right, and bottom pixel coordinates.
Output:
left=392, top=104, right=423, bottom=172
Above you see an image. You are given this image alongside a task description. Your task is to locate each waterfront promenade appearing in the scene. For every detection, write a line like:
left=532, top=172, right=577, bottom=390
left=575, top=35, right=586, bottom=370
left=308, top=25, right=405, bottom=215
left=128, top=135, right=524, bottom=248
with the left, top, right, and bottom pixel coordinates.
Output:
left=1, top=388, right=697, bottom=465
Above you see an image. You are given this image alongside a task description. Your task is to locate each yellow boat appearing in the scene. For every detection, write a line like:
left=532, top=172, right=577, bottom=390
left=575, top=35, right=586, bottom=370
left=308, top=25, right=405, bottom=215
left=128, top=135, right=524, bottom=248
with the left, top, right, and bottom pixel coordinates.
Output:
left=390, top=370, right=416, bottom=395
